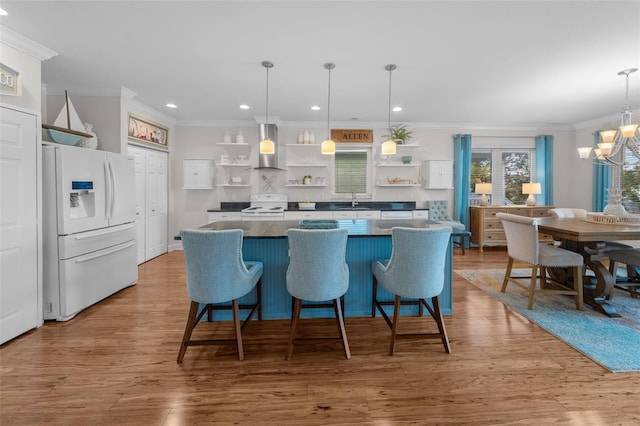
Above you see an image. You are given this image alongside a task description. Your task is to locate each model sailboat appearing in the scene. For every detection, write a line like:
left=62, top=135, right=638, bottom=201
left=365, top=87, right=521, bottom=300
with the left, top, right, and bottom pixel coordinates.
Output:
left=43, top=90, right=93, bottom=145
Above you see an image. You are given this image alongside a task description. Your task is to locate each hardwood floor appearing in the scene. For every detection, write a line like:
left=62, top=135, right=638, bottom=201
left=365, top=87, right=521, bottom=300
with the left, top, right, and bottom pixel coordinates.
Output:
left=2, top=247, right=639, bottom=425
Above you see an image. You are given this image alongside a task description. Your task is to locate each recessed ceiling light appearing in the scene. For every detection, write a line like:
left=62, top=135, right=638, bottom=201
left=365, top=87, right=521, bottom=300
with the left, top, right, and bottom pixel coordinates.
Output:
left=0, top=8, right=8, bottom=16
left=311, top=105, right=321, bottom=111
left=392, top=106, right=402, bottom=112
left=166, top=103, right=177, bottom=108
left=239, top=104, right=250, bottom=110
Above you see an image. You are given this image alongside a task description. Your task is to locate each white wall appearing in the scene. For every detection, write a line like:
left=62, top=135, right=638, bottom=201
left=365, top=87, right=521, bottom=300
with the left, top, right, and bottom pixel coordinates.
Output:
left=44, top=94, right=122, bottom=153
left=169, top=124, right=591, bottom=238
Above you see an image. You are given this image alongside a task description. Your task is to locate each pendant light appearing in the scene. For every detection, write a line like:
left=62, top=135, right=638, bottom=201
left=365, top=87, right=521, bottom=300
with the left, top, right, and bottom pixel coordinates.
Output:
left=321, top=62, right=336, bottom=155
left=259, top=60, right=275, bottom=155
left=381, top=64, right=397, bottom=156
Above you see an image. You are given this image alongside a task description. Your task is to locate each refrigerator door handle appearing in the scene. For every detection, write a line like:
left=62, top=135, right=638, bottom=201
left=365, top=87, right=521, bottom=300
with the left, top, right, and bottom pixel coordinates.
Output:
left=73, top=223, right=135, bottom=240
left=75, top=242, right=135, bottom=263
left=104, top=158, right=111, bottom=221
left=107, top=159, right=116, bottom=220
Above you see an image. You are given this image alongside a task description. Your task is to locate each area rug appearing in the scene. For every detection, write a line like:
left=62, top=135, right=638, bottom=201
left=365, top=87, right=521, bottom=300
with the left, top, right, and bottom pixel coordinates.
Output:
left=455, top=269, right=640, bottom=373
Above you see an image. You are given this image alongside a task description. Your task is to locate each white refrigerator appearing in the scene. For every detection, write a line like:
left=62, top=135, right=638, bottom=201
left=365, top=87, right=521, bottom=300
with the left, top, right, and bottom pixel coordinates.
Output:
left=43, top=144, right=138, bottom=321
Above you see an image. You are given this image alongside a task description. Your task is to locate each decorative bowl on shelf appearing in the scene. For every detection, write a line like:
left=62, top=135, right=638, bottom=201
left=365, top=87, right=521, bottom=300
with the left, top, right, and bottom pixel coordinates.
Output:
left=401, top=156, right=412, bottom=164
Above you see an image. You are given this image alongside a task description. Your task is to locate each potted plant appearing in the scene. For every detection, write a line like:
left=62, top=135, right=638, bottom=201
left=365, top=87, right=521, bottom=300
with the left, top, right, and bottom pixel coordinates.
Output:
left=382, top=124, right=413, bottom=144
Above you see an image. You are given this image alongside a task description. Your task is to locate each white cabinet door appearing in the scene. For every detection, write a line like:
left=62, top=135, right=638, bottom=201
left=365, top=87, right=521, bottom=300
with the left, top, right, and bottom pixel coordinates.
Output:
left=207, top=212, right=242, bottom=223
left=423, top=160, right=453, bottom=189
left=183, top=159, right=214, bottom=189
left=333, top=210, right=357, bottom=219
left=145, top=150, right=168, bottom=261
left=0, top=106, right=40, bottom=344
left=284, top=211, right=333, bottom=220
left=357, top=210, right=381, bottom=219
left=412, top=209, right=429, bottom=220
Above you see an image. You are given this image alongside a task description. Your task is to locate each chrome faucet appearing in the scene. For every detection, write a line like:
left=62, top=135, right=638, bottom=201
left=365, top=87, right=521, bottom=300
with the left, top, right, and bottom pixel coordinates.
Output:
left=351, top=192, right=358, bottom=208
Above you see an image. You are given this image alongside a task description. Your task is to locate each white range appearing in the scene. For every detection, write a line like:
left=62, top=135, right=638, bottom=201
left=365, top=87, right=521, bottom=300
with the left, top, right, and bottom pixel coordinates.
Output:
left=241, top=194, right=287, bottom=221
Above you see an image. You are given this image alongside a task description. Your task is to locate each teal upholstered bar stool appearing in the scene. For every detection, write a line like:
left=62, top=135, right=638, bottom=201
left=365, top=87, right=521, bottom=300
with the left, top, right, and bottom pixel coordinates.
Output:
left=286, top=228, right=350, bottom=360
left=426, top=200, right=467, bottom=254
left=177, top=229, right=263, bottom=363
left=372, top=226, right=452, bottom=355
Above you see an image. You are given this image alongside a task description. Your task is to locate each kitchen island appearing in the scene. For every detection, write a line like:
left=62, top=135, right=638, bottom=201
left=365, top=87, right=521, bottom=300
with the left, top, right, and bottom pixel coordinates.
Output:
left=196, top=219, right=463, bottom=319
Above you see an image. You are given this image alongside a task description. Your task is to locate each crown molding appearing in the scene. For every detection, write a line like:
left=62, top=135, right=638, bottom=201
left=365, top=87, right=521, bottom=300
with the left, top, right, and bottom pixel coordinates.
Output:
left=0, top=25, right=57, bottom=61
left=121, top=86, right=137, bottom=101
left=127, top=99, right=177, bottom=127
left=178, top=119, right=257, bottom=128
left=172, top=118, right=574, bottom=132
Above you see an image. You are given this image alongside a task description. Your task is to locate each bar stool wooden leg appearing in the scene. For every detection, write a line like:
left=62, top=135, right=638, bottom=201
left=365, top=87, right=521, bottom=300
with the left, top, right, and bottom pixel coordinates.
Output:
left=389, top=295, right=401, bottom=355
left=286, top=298, right=302, bottom=361
left=333, top=298, right=351, bottom=360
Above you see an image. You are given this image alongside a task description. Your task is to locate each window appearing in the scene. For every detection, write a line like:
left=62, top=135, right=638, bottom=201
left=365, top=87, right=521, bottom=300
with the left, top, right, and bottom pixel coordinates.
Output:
left=334, top=149, right=370, bottom=196
left=471, top=148, right=535, bottom=205
left=622, top=147, right=639, bottom=214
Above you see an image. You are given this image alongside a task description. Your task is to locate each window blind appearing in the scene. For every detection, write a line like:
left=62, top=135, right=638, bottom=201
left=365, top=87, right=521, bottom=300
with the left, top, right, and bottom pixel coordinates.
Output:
left=335, top=152, right=367, bottom=193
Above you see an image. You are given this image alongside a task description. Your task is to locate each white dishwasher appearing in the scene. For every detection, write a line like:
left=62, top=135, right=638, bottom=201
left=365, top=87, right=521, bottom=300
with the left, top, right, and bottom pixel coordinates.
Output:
left=380, top=210, right=413, bottom=220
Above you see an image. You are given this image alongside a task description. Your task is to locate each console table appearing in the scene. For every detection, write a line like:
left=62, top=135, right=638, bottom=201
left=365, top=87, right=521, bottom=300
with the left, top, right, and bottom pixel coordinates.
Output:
left=470, top=205, right=554, bottom=251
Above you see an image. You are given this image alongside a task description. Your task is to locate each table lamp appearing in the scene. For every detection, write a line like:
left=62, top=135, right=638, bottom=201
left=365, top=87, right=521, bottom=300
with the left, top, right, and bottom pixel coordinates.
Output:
left=475, top=183, right=492, bottom=206
left=522, top=183, right=542, bottom=206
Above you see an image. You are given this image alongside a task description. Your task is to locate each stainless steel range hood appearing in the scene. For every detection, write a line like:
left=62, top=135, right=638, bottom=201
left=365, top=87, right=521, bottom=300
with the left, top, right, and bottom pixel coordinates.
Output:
left=256, top=123, right=283, bottom=170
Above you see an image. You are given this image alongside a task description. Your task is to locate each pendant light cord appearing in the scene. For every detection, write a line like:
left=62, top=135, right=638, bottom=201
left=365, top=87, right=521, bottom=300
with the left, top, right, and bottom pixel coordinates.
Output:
left=387, top=68, right=392, bottom=133
left=262, top=60, right=274, bottom=140
left=327, top=66, right=331, bottom=138
left=385, top=64, right=396, bottom=135
left=325, top=62, right=335, bottom=139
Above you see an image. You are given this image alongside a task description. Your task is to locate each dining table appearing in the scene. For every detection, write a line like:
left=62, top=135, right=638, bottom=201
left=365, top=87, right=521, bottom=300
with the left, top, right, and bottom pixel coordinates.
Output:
left=536, top=217, right=640, bottom=317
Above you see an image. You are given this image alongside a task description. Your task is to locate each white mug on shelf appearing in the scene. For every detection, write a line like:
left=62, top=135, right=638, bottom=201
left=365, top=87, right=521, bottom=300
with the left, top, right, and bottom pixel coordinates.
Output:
left=220, top=155, right=229, bottom=164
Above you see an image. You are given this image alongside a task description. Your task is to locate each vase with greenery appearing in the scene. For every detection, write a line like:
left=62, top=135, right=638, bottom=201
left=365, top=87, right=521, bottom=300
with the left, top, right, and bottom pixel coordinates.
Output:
left=382, top=124, right=413, bottom=144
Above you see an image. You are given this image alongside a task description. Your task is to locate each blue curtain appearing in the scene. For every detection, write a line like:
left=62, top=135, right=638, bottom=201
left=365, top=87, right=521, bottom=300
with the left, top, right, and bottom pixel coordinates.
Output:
left=535, top=135, right=554, bottom=206
left=592, top=130, right=610, bottom=211
left=453, top=134, right=472, bottom=232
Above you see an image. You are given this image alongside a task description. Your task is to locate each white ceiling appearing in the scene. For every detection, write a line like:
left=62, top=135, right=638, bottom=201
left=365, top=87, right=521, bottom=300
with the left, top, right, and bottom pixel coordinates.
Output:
left=2, top=0, right=640, bottom=128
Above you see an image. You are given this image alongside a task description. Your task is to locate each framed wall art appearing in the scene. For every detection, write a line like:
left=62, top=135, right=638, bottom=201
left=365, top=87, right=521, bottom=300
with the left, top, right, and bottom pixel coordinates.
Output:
left=127, top=114, right=168, bottom=149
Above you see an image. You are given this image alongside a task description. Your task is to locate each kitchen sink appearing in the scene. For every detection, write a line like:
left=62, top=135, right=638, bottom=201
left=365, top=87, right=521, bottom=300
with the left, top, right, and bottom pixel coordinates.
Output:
left=338, top=207, right=370, bottom=210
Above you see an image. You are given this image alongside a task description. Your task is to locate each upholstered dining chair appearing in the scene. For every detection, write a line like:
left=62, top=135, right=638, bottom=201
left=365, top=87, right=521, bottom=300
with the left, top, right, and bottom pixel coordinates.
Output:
left=496, top=213, right=584, bottom=310
left=425, top=200, right=467, bottom=254
left=286, top=228, right=350, bottom=360
left=372, top=226, right=452, bottom=355
left=177, top=229, right=263, bottom=363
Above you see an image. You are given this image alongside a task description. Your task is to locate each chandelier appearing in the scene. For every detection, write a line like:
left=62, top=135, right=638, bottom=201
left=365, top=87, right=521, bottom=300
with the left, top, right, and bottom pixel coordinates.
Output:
left=577, top=68, right=640, bottom=165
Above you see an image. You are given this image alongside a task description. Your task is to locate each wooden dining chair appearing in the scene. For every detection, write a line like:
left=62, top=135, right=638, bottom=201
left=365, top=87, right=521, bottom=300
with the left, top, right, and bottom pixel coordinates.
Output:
left=177, top=229, right=263, bottom=363
left=607, top=248, right=640, bottom=298
left=497, top=213, right=584, bottom=310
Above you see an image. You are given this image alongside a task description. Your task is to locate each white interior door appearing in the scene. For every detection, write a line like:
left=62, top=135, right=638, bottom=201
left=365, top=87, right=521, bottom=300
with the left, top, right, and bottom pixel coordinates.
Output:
left=0, top=106, right=39, bottom=344
left=127, top=145, right=146, bottom=264
left=145, top=149, right=168, bottom=261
